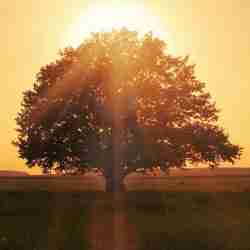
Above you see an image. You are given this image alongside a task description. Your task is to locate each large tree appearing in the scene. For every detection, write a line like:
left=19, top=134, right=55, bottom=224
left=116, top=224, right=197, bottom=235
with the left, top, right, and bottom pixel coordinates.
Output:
left=14, top=28, right=241, bottom=191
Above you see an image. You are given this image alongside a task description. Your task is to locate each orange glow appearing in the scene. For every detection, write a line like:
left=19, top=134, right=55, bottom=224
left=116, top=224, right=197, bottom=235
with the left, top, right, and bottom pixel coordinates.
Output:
left=63, top=2, right=168, bottom=48
left=1, top=1, right=250, bottom=174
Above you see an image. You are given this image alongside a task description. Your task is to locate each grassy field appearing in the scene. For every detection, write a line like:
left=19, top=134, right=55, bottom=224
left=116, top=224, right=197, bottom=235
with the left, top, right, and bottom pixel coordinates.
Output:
left=127, top=191, right=250, bottom=250
left=0, top=192, right=102, bottom=250
left=0, top=176, right=105, bottom=192
left=124, top=176, right=250, bottom=192
left=124, top=168, right=250, bottom=192
left=1, top=191, right=250, bottom=250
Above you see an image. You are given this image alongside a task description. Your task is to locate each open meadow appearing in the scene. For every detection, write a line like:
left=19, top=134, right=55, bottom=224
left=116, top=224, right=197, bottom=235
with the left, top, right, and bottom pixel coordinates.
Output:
left=1, top=168, right=250, bottom=250
left=0, top=192, right=94, bottom=250
left=1, top=191, right=250, bottom=250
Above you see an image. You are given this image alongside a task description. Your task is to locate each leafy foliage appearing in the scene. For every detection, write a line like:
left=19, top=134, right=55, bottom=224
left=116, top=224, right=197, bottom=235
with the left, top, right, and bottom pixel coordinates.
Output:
left=14, top=28, right=241, bottom=176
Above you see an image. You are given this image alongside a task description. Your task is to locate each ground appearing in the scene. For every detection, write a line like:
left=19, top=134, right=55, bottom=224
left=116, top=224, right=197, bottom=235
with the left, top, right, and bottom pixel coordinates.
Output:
left=1, top=191, right=250, bottom=250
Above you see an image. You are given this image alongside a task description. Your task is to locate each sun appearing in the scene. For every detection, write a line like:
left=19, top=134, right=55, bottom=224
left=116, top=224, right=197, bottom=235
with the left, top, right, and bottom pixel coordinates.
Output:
left=63, top=3, right=168, bottom=48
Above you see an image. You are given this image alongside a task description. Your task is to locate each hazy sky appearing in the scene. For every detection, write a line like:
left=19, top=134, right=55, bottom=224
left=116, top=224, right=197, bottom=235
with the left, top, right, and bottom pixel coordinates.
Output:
left=1, top=0, right=250, bottom=174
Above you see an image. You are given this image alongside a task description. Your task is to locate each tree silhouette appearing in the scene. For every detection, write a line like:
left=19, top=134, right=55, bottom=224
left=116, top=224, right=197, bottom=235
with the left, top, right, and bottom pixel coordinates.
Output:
left=14, top=28, right=241, bottom=191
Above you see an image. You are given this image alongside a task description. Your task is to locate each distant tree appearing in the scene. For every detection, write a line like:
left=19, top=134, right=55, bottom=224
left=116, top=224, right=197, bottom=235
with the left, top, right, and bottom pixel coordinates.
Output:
left=14, top=28, right=242, bottom=191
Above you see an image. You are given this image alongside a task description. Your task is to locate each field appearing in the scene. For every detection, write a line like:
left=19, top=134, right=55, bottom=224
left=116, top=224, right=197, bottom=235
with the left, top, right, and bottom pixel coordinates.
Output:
left=0, top=176, right=105, bottom=192
left=1, top=168, right=250, bottom=250
left=127, top=191, right=250, bottom=250
left=124, top=167, right=250, bottom=192
left=0, top=192, right=98, bottom=250
left=1, top=168, right=250, bottom=193
left=1, top=191, right=250, bottom=250
left=124, top=175, right=250, bottom=192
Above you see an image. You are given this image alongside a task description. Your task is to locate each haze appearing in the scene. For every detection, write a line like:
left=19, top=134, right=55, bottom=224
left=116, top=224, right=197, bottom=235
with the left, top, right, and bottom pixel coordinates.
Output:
left=1, top=0, right=249, bottom=174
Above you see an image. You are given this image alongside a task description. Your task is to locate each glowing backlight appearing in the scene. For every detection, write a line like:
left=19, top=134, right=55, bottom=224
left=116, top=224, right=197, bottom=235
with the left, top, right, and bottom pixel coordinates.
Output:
left=63, top=3, right=167, bottom=48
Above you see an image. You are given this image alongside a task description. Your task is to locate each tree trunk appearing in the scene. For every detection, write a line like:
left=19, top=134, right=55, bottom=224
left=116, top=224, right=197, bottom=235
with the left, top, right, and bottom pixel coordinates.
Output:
left=104, top=114, right=124, bottom=193
left=105, top=160, right=124, bottom=192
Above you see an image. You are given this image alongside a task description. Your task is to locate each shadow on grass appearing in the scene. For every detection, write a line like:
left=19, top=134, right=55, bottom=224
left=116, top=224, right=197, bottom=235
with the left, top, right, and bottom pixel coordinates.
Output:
left=126, top=191, right=250, bottom=250
left=1, top=191, right=250, bottom=250
left=0, top=192, right=100, bottom=250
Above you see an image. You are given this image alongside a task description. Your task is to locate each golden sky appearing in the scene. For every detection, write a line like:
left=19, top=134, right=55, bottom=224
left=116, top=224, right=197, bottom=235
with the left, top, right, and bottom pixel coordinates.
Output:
left=1, top=0, right=250, bottom=174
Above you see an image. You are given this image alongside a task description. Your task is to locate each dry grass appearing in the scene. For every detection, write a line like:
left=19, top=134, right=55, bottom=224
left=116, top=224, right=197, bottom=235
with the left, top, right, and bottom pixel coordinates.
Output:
left=2, top=191, right=250, bottom=250
left=127, top=191, right=250, bottom=250
left=124, top=168, right=250, bottom=192
left=0, top=176, right=105, bottom=192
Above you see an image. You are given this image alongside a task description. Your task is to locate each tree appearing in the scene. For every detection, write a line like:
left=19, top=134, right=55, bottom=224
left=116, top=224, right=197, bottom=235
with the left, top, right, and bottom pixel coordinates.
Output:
left=14, top=28, right=241, bottom=191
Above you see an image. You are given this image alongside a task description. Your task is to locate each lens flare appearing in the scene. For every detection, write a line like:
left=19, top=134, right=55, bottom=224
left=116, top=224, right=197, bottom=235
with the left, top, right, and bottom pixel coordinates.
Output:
left=63, top=3, right=168, bottom=48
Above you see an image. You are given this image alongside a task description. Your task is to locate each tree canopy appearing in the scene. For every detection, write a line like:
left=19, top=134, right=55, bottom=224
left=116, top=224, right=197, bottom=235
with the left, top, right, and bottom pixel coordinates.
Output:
left=14, top=28, right=241, bottom=187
